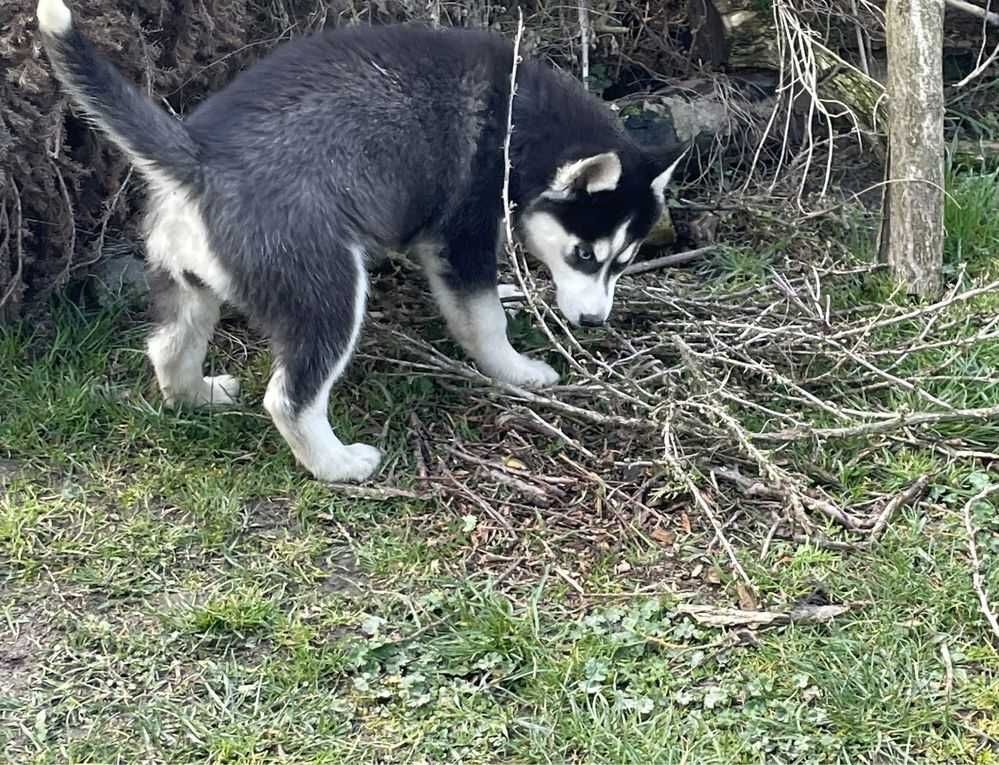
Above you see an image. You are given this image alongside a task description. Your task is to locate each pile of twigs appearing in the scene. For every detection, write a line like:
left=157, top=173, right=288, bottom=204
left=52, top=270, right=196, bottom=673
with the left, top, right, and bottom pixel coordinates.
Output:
left=343, top=238, right=997, bottom=593
left=324, top=16, right=999, bottom=595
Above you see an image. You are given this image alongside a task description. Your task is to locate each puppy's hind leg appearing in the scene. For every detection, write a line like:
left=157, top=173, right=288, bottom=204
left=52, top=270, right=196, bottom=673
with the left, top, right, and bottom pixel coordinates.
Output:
left=262, top=247, right=380, bottom=483
left=146, top=268, right=240, bottom=407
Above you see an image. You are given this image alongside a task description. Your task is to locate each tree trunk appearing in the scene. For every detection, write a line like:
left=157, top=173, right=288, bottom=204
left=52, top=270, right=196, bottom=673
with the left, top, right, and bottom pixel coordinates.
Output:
left=883, top=0, right=945, bottom=298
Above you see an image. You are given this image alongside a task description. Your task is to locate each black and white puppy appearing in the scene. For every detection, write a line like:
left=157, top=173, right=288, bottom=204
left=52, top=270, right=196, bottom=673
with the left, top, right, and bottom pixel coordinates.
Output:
left=37, top=0, right=684, bottom=483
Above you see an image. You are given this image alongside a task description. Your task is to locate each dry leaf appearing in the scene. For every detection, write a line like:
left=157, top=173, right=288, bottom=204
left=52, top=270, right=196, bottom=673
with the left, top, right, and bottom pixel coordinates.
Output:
left=736, top=582, right=758, bottom=610
left=651, top=527, right=675, bottom=545
left=471, top=526, right=490, bottom=547
left=503, top=455, right=528, bottom=471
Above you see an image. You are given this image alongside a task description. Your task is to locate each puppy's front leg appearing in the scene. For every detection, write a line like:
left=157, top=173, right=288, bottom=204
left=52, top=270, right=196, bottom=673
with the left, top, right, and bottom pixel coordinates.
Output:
left=426, top=274, right=559, bottom=387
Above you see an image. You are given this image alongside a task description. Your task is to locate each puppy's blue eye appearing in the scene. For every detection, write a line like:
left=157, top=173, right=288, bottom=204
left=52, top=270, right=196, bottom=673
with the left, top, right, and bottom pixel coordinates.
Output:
left=574, top=245, right=594, bottom=261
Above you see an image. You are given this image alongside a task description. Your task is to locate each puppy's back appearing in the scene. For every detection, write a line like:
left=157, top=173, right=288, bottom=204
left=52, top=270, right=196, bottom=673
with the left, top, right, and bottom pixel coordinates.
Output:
left=186, top=24, right=515, bottom=244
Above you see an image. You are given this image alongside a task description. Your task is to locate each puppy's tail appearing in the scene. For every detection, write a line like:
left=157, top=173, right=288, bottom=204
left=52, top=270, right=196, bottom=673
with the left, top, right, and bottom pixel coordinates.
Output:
left=37, top=0, right=200, bottom=187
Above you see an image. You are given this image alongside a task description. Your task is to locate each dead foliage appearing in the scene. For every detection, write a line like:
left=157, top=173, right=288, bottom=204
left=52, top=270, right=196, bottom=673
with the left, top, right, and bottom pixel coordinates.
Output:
left=325, top=226, right=998, bottom=598
left=1, top=0, right=328, bottom=319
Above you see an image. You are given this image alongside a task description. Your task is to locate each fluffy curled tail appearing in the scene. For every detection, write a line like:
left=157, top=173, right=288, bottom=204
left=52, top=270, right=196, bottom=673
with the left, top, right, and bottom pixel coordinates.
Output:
left=37, top=0, right=201, bottom=187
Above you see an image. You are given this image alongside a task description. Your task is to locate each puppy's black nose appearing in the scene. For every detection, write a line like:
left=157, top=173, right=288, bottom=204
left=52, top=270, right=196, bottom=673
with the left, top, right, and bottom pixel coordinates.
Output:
left=578, top=313, right=605, bottom=328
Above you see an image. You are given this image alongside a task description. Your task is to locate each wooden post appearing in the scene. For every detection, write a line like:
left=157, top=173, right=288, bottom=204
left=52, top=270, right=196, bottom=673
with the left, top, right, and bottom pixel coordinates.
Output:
left=883, top=0, right=946, bottom=298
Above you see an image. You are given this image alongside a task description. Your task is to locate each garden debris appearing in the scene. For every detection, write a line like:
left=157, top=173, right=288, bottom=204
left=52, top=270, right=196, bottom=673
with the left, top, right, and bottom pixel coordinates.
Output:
left=676, top=602, right=850, bottom=628
left=349, top=224, right=998, bottom=593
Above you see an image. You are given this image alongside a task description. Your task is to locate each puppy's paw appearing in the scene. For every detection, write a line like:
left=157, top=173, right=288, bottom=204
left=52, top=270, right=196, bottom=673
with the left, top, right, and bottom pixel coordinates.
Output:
left=495, top=355, right=559, bottom=388
left=161, top=374, right=240, bottom=409
left=311, top=443, right=382, bottom=483
left=202, top=374, right=241, bottom=406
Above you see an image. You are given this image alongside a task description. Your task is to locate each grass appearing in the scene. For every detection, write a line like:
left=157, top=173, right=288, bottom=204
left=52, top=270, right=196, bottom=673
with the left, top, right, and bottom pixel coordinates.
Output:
left=945, top=167, right=999, bottom=280
left=2, top=179, right=999, bottom=763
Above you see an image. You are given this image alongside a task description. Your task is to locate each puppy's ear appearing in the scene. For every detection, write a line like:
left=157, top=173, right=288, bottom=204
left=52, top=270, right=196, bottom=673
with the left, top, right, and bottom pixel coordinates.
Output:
left=650, top=142, right=691, bottom=203
left=549, top=152, right=622, bottom=196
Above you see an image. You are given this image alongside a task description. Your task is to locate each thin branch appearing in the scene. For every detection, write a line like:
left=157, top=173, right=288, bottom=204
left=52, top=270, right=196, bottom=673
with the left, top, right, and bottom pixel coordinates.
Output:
left=662, top=410, right=755, bottom=591
left=945, top=0, right=999, bottom=26
left=758, top=404, right=999, bottom=443
left=578, top=0, right=591, bottom=85
left=955, top=39, right=999, bottom=87
left=960, top=484, right=999, bottom=643
left=677, top=602, right=850, bottom=628
left=0, top=182, right=25, bottom=314
left=323, top=484, right=430, bottom=501
left=866, top=475, right=931, bottom=539
left=625, top=246, right=717, bottom=276
left=851, top=0, right=871, bottom=76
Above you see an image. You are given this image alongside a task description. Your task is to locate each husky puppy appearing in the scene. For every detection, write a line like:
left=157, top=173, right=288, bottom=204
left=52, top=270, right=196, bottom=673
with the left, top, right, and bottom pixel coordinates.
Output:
left=36, top=0, right=684, bottom=483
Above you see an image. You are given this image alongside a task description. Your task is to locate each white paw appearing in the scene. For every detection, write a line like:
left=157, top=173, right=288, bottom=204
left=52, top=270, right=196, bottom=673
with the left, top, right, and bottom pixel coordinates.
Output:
left=494, top=355, right=560, bottom=388
left=201, top=374, right=240, bottom=406
left=161, top=374, right=240, bottom=409
left=312, top=443, right=382, bottom=483
left=38, top=0, right=72, bottom=35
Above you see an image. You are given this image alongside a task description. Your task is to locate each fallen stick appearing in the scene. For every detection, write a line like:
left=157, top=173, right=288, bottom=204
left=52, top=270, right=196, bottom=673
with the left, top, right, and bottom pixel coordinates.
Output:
left=661, top=419, right=755, bottom=592
left=865, top=474, right=931, bottom=538
left=960, top=483, right=999, bottom=643
left=625, top=246, right=717, bottom=276
left=789, top=533, right=858, bottom=551
left=325, top=484, right=429, bottom=501
left=403, top=337, right=656, bottom=432
left=758, top=404, right=999, bottom=442
left=826, top=279, right=999, bottom=341
left=711, top=464, right=860, bottom=530
left=677, top=602, right=850, bottom=628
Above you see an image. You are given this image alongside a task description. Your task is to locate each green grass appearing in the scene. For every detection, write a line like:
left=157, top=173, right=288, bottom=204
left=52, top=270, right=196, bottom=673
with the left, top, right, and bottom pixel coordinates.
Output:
left=3, top=202, right=999, bottom=762
left=945, top=167, right=999, bottom=280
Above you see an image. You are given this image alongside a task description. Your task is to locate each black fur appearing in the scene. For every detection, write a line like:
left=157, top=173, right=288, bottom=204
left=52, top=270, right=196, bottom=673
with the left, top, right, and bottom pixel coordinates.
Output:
left=41, top=19, right=673, bottom=416
left=183, top=270, right=208, bottom=289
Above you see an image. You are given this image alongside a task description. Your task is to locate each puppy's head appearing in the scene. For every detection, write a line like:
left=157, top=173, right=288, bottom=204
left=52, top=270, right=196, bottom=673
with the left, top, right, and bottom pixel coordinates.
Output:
left=520, top=147, right=684, bottom=328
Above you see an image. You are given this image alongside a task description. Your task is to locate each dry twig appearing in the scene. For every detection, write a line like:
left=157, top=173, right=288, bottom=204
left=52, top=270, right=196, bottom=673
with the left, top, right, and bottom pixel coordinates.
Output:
left=960, top=484, right=999, bottom=643
left=760, top=404, right=999, bottom=443
left=866, top=475, right=931, bottom=539
left=624, top=246, right=717, bottom=276
left=677, top=602, right=850, bottom=627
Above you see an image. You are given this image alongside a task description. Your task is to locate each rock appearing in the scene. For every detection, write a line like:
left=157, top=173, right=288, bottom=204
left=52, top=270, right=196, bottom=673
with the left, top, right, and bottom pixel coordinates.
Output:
left=92, top=250, right=148, bottom=306
left=690, top=213, right=720, bottom=246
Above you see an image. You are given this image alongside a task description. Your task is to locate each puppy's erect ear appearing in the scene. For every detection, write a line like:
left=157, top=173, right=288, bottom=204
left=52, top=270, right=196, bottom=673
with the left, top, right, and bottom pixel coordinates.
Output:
left=650, top=144, right=690, bottom=203
left=550, top=152, right=622, bottom=196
